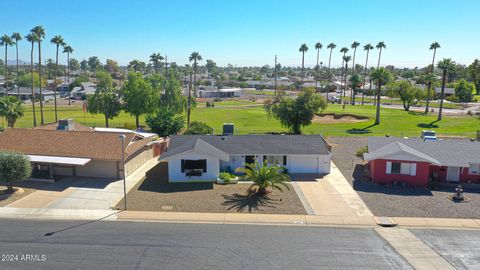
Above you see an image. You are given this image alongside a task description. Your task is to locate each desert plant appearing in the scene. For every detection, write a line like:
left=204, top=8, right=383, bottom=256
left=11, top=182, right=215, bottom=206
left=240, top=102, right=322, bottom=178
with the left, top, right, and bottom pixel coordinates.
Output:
left=236, top=160, right=290, bottom=195
left=356, top=146, right=368, bottom=158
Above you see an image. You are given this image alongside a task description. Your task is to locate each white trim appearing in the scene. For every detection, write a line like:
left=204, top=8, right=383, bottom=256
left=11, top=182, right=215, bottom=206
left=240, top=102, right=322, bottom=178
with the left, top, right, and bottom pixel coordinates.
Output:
left=386, top=161, right=392, bottom=174
left=410, top=163, right=417, bottom=176
left=28, top=155, right=91, bottom=166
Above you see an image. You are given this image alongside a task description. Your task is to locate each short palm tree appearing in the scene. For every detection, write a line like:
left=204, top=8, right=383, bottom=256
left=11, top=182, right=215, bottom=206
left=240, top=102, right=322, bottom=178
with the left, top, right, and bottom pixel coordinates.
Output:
left=361, top=43, right=374, bottom=105
left=236, top=160, right=290, bottom=195
left=149, top=53, right=163, bottom=74
left=11, top=33, right=22, bottom=92
left=370, top=67, right=392, bottom=124
left=25, top=33, right=37, bottom=127
left=425, top=42, right=440, bottom=114
left=376, top=41, right=386, bottom=68
left=31, top=25, right=46, bottom=125
left=189, top=52, right=202, bottom=97
left=0, top=96, right=24, bottom=128
left=351, top=41, right=360, bottom=69
left=436, top=58, right=455, bottom=121
left=1, top=34, right=14, bottom=83
left=128, top=59, right=145, bottom=73
left=299, top=43, right=309, bottom=81
left=50, top=35, right=65, bottom=122
left=314, top=42, right=322, bottom=89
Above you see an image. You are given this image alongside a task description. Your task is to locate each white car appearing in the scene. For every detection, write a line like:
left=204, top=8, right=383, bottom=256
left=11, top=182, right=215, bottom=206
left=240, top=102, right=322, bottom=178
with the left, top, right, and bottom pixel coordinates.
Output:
left=421, top=130, right=437, bottom=141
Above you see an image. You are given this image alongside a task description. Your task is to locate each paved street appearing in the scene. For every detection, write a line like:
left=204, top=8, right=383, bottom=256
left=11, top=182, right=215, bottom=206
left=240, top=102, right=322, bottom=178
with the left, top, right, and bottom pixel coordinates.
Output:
left=0, top=218, right=411, bottom=270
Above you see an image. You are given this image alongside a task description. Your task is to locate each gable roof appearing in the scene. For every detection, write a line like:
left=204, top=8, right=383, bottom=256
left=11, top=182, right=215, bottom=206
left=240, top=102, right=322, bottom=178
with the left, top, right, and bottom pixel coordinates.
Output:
left=367, top=137, right=480, bottom=167
left=161, top=135, right=330, bottom=159
left=364, top=141, right=441, bottom=165
left=160, top=138, right=229, bottom=161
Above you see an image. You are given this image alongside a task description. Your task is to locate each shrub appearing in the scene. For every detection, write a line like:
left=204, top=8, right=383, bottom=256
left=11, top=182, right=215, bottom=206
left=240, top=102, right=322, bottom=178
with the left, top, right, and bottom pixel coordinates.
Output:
left=184, top=121, right=213, bottom=135
left=219, top=172, right=234, bottom=182
left=0, top=152, right=31, bottom=192
left=356, top=146, right=368, bottom=158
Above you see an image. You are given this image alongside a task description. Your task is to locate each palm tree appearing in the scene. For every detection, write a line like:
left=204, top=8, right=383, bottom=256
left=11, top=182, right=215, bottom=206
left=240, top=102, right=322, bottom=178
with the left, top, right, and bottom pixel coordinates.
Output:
left=0, top=96, right=24, bottom=128
left=361, top=43, right=374, bottom=105
left=351, top=41, right=360, bottom=69
left=349, top=73, right=362, bottom=105
left=370, top=67, right=392, bottom=124
left=149, top=53, right=163, bottom=74
left=342, top=55, right=351, bottom=99
left=25, top=33, right=37, bottom=127
left=436, top=58, right=456, bottom=121
left=314, top=42, right=322, bottom=90
left=0, top=35, right=14, bottom=83
left=424, top=42, right=441, bottom=114
left=339, top=47, right=349, bottom=94
left=11, top=33, right=22, bottom=93
left=235, top=160, right=290, bottom=195
left=63, top=45, right=73, bottom=105
left=189, top=52, right=202, bottom=97
left=185, top=64, right=193, bottom=128
left=50, top=35, right=65, bottom=122
left=326, top=43, right=336, bottom=100
left=31, top=25, right=45, bottom=125
left=376, top=41, right=386, bottom=68
left=128, top=59, right=145, bottom=72
left=299, top=43, right=309, bottom=82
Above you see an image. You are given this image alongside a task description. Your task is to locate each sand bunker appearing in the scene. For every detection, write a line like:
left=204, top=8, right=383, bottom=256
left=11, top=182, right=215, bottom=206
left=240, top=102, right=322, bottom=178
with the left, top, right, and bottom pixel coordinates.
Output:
left=313, top=113, right=369, bottom=123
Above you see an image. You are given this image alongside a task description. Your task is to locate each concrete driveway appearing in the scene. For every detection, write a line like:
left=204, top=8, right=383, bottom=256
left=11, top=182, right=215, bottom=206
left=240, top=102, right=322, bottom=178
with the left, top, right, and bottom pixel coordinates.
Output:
left=7, top=158, right=159, bottom=210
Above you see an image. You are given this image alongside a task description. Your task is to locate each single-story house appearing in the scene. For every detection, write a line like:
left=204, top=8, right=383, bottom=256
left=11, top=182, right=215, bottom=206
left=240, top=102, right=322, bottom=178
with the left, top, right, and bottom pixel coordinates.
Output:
left=434, top=87, right=455, bottom=97
left=0, top=87, right=60, bottom=102
left=160, top=135, right=332, bottom=182
left=364, top=137, right=480, bottom=186
left=0, top=120, right=164, bottom=180
left=198, top=87, right=243, bottom=98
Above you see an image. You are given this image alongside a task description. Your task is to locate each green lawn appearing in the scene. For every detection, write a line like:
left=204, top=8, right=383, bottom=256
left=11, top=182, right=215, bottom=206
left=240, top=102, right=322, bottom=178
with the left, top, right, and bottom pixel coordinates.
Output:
left=12, top=103, right=480, bottom=138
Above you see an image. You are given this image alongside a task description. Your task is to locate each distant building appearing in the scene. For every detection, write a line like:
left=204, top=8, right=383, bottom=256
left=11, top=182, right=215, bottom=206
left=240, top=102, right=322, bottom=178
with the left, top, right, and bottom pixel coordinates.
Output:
left=434, top=87, right=455, bottom=97
left=198, top=87, right=243, bottom=98
left=0, top=86, right=60, bottom=102
left=70, top=82, right=97, bottom=100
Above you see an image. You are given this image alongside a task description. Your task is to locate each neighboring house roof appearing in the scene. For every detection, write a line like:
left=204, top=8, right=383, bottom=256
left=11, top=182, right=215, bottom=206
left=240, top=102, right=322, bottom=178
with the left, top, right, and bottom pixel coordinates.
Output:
left=35, top=122, right=94, bottom=132
left=161, top=135, right=330, bottom=160
left=94, top=127, right=157, bottom=138
left=366, top=137, right=480, bottom=167
left=364, top=141, right=441, bottom=165
left=0, top=127, right=154, bottom=161
left=434, top=87, right=455, bottom=94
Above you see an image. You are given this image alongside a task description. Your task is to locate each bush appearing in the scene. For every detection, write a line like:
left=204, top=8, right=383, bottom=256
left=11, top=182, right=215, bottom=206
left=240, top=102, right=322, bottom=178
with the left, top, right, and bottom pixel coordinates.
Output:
left=356, top=146, right=368, bottom=158
left=0, top=152, right=31, bottom=192
left=219, top=172, right=234, bottom=183
left=184, top=121, right=213, bottom=135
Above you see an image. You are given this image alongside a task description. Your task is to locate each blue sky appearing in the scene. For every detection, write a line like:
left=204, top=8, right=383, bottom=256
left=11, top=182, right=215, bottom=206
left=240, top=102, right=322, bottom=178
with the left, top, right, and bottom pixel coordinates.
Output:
left=2, top=0, right=479, bottom=68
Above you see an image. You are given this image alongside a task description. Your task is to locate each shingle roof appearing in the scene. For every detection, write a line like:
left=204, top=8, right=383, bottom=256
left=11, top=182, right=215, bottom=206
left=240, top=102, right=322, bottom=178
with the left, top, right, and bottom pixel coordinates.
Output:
left=0, top=128, right=153, bottom=161
left=364, top=141, right=441, bottom=165
left=161, top=135, right=330, bottom=159
left=367, top=137, right=480, bottom=167
left=34, top=122, right=94, bottom=132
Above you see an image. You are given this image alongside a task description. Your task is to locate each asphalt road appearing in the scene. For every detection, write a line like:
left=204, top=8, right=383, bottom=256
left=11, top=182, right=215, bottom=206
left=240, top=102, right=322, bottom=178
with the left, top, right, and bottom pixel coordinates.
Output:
left=0, top=218, right=412, bottom=270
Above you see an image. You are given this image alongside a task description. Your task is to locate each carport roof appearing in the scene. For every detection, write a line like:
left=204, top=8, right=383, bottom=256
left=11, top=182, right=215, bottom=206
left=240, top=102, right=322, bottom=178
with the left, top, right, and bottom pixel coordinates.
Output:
left=28, top=155, right=91, bottom=166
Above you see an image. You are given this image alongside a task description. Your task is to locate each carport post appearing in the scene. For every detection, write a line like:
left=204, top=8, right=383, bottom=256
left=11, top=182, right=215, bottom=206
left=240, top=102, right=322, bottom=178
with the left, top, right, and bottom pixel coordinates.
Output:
left=118, top=134, right=127, bottom=210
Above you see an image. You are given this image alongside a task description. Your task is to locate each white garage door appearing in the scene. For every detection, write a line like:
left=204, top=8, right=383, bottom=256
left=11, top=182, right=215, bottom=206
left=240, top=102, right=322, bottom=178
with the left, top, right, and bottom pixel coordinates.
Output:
left=289, top=156, right=319, bottom=173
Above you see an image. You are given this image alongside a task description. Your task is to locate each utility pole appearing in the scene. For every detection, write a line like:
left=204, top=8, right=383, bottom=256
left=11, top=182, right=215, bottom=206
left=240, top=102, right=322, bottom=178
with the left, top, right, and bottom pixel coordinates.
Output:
left=274, top=55, right=277, bottom=96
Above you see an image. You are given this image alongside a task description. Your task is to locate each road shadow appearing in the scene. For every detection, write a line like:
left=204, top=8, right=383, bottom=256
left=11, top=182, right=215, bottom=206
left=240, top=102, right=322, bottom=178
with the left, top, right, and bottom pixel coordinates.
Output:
left=346, top=123, right=376, bottom=134
left=417, top=120, right=440, bottom=129
left=222, top=192, right=280, bottom=212
left=44, top=211, right=119, bottom=237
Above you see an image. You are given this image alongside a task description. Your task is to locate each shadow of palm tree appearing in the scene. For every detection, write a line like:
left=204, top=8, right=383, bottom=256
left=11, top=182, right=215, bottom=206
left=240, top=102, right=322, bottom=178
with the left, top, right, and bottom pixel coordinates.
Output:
left=417, top=120, right=440, bottom=129
left=346, top=123, right=376, bottom=134
left=222, top=192, right=281, bottom=212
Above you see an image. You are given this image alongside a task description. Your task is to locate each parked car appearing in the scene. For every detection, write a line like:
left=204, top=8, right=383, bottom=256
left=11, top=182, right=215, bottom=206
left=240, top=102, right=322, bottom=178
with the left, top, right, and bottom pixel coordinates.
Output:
left=329, top=96, right=341, bottom=104
left=421, top=130, right=437, bottom=141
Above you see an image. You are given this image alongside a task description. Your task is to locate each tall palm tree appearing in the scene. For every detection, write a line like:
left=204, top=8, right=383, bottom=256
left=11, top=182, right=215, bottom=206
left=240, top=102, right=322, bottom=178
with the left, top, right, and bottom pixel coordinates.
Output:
left=25, top=33, right=37, bottom=127
left=299, top=43, right=309, bottom=82
left=376, top=41, right=386, bottom=68
left=50, top=35, right=65, bottom=122
left=314, top=42, right=322, bottom=90
left=339, top=47, right=349, bottom=93
left=11, top=33, right=22, bottom=93
left=349, top=73, right=362, bottom=105
left=185, top=64, right=192, bottom=128
left=0, top=96, right=24, bottom=128
left=361, top=43, right=374, bottom=105
left=351, top=41, right=360, bottom=70
left=63, top=45, right=73, bottom=105
left=31, top=25, right=45, bottom=125
left=149, top=53, right=163, bottom=74
left=424, top=42, right=441, bottom=114
left=0, top=35, right=14, bottom=83
left=189, top=52, right=202, bottom=97
left=370, top=67, right=392, bottom=124
left=436, top=58, right=455, bottom=121
left=326, top=43, right=336, bottom=100
left=342, top=55, right=351, bottom=99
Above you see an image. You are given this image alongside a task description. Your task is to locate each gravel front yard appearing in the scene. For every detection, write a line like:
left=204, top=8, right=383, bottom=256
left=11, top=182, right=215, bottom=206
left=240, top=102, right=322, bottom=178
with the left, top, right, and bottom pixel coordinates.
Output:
left=327, top=136, right=480, bottom=219
left=116, top=163, right=306, bottom=215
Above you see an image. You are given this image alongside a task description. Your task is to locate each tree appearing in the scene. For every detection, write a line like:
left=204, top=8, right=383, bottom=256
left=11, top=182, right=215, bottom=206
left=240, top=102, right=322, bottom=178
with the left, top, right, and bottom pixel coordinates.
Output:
left=184, top=121, right=213, bottom=135
left=189, top=52, right=202, bottom=97
left=104, top=59, right=119, bottom=76
left=349, top=73, right=362, bottom=105
left=11, top=33, right=22, bottom=91
left=437, top=58, right=456, bottom=121
left=146, top=110, right=185, bottom=138
left=128, top=59, right=146, bottom=73
left=86, top=71, right=121, bottom=127
left=376, top=41, right=386, bottom=68
left=299, top=43, right=309, bottom=81
left=122, top=72, right=156, bottom=128
left=80, top=59, right=88, bottom=74
left=158, top=72, right=188, bottom=114
left=25, top=33, right=37, bottom=127
left=361, top=43, right=374, bottom=105
left=69, top=58, right=80, bottom=72
left=0, top=35, right=14, bottom=83
left=264, top=88, right=327, bottom=134
left=386, top=80, right=424, bottom=111
left=370, top=67, right=393, bottom=124
left=326, top=43, right=336, bottom=100
left=425, top=42, right=440, bottom=114
left=351, top=41, right=360, bottom=70
left=468, top=59, right=480, bottom=94
left=454, top=79, right=475, bottom=103
left=88, top=56, right=102, bottom=72
left=235, top=160, right=290, bottom=195
left=342, top=55, right=351, bottom=99
left=149, top=53, right=163, bottom=74
left=205, top=59, right=217, bottom=75
left=63, top=45, right=73, bottom=88
left=50, top=35, right=65, bottom=122
left=0, top=96, right=24, bottom=127
left=314, top=42, right=322, bottom=89
left=0, top=152, right=31, bottom=192
left=31, top=26, right=46, bottom=124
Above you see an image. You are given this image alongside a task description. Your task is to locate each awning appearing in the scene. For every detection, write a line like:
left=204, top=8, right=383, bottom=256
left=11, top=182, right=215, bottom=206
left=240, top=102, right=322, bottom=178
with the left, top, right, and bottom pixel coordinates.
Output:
left=27, top=155, right=91, bottom=166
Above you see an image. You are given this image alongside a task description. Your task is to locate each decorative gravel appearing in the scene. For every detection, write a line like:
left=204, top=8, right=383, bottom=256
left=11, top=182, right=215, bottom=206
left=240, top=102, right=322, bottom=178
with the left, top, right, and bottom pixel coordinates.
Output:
left=327, top=136, right=480, bottom=219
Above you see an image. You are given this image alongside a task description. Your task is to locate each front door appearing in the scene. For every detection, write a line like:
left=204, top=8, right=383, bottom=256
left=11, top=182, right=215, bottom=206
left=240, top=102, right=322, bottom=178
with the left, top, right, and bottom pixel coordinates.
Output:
left=446, top=167, right=460, bottom=182
left=245, top=155, right=255, bottom=167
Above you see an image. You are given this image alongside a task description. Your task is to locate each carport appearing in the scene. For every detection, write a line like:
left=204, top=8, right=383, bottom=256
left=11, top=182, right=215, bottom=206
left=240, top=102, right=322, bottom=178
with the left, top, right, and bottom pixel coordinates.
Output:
left=28, top=155, right=91, bottom=179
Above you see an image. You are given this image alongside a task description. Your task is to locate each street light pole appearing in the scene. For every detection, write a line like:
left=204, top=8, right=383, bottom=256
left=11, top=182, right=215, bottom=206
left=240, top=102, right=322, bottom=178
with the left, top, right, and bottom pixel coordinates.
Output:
left=118, top=134, right=127, bottom=210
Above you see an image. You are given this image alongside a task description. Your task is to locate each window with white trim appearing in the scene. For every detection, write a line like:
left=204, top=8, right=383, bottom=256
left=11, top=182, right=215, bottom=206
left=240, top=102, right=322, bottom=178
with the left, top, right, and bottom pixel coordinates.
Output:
left=265, top=155, right=283, bottom=165
left=386, top=162, right=416, bottom=176
left=470, top=163, right=480, bottom=175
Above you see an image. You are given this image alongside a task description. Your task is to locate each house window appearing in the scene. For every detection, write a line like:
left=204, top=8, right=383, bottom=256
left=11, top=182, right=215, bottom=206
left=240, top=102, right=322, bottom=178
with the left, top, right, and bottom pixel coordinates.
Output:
left=391, top=162, right=401, bottom=174
left=387, top=161, right=416, bottom=176
left=265, top=155, right=283, bottom=165
left=470, top=163, right=480, bottom=175
left=181, top=159, right=207, bottom=177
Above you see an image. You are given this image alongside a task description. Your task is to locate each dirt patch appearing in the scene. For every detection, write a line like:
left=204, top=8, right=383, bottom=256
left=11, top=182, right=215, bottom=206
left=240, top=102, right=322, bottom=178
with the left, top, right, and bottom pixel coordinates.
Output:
left=313, top=113, right=369, bottom=123
left=0, top=181, right=49, bottom=207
